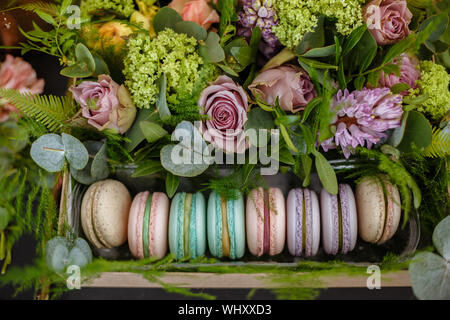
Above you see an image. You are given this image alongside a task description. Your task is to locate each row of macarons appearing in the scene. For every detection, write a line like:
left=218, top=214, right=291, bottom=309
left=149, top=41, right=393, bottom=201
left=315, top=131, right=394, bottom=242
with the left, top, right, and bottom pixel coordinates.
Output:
left=80, top=176, right=402, bottom=260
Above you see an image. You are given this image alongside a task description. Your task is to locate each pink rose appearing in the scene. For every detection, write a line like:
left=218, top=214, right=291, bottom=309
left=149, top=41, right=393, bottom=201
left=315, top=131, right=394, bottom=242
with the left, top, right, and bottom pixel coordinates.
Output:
left=0, top=54, right=44, bottom=122
left=199, top=75, right=249, bottom=154
left=70, top=75, right=136, bottom=134
left=378, top=53, right=420, bottom=95
left=249, top=65, right=316, bottom=113
left=168, top=0, right=220, bottom=30
left=364, top=0, right=412, bottom=45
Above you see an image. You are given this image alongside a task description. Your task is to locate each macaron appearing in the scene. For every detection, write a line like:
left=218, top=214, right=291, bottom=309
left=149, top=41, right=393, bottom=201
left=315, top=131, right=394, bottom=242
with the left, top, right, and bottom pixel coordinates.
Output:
left=356, top=176, right=401, bottom=244
left=320, top=184, right=358, bottom=255
left=286, top=188, right=321, bottom=257
left=246, top=188, right=286, bottom=257
left=128, top=191, right=170, bottom=259
left=169, top=192, right=206, bottom=260
left=81, top=179, right=131, bottom=249
left=207, top=190, right=246, bottom=259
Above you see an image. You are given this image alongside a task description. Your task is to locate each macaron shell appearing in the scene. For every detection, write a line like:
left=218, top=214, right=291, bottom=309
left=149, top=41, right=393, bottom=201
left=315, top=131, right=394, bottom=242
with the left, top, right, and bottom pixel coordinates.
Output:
left=309, top=189, right=321, bottom=256
left=92, top=180, right=131, bottom=248
left=81, top=181, right=108, bottom=248
left=127, top=191, right=148, bottom=258
left=356, top=177, right=386, bottom=244
left=168, top=192, right=184, bottom=259
left=378, top=181, right=401, bottom=244
left=269, top=188, right=285, bottom=256
left=339, top=184, right=358, bottom=254
left=286, top=188, right=301, bottom=256
left=193, top=192, right=206, bottom=258
left=320, top=188, right=339, bottom=255
left=148, top=192, right=170, bottom=259
left=246, top=188, right=265, bottom=257
left=231, top=193, right=246, bottom=259
left=207, top=191, right=219, bottom=257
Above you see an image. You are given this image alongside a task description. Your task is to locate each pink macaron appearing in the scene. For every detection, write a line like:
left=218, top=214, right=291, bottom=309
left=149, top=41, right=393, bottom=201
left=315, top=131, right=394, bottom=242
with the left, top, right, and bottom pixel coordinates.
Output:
left=320, top=184, right=358, bottom=255
left=286, top=188, right=321, bottom=257
left=246, top=188, right=286, bottom=257
left=128, top=191, right=170, bottom=259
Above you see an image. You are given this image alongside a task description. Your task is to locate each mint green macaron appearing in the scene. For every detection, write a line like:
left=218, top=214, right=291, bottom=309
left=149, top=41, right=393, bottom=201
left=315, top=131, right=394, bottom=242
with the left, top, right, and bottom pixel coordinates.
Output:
left=207, top=190, right=245, bottom=259
left=168, top=192, right=206, bottom=260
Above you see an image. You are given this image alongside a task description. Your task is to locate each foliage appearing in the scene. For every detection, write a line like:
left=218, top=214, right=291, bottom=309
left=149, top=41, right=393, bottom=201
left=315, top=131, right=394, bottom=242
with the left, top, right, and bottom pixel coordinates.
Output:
left=80, top=0, right=135, bottom=18
left=422, top=126, right=450, bottom=158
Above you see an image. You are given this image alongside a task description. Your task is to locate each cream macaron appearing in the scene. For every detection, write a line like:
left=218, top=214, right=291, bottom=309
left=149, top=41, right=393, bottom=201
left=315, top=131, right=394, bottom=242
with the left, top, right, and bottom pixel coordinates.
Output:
left=81, top=179, right=131, bottom=249
left=356, top=175, right=402, bottom=244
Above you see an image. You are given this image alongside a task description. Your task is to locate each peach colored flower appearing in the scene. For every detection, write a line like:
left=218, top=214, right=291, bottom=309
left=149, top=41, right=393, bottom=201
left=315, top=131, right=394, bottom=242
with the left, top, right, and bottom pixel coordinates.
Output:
left=0, top=54, right=44, bottom=122
left=169, top=0, right=219, bottom=30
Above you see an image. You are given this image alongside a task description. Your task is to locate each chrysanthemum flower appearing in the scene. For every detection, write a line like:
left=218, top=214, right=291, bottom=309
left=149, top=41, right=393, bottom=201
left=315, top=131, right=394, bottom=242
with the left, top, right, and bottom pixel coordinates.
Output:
left=321, top=88, right=403, bottom=158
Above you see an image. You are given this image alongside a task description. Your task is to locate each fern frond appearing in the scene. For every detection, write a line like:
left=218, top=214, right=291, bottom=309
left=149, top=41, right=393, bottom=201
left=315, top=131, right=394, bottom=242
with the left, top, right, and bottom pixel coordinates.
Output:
left=423, top=126, right=450, bottom=158
left=0, top=88, right=77, bottom=133
left=19, top=1, right=59, bottom=16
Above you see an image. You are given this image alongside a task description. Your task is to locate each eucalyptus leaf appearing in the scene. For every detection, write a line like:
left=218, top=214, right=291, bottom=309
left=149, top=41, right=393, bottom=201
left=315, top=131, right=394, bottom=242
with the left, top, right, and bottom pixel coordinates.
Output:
left=62, top=133, right=89, bottom=171
left=314, top=152, right=338, bottom=195
left=153, top=6, right=183, bottom=33
left=92, top=52, right=110, bottom=76
left=391, top=111, right=433, bottom=152
left=160, top=121, right=209, bottom=177
left=125, top=108, right=158, bottom=152
left=91, top=142, right=109, bottom=180
left=432, top=215, right=450, bottom=260
left=166, top=172, right=180, bottom=198
left=174, top=21, right=207, bottom=40
left=75, top=43, right=95, bottom=72
left=409, top=252, right=450, bottom=300
left=230, top=46, right=253, bottom=67
left=140, top=120, right=168, bottom=143
left=60, top=62, right=93, bottom=78
left=71, top=141, right=108, bottom=185
left=199, top=32, right=225, bottom=63
left=156, top=73, right=171, bottom=121
left=30, top=134, right=65, bottom=172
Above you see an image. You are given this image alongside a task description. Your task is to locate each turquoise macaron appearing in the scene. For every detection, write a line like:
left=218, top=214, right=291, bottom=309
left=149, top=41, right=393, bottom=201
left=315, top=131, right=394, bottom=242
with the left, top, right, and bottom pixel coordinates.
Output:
left=168, top=192, right=206, bottom=260
left=207, top=190, right=246, bottom=259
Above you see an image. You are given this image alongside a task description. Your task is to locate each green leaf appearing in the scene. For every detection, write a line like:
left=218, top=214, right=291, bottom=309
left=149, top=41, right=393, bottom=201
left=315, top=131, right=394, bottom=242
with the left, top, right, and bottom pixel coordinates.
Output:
left=382, top=63, right=401, bottom=76
left=230, top=46, right=253, bottom=67
left=342, top=24, right=367, bottom=56
left=278, top=147, right=295, bottom=165
left=92, top=53, right=110, bottom=76
left=275, top=115, right=301, bottom=127
left=199, top=32, right=225, bottom=63
left=432, top=215, right=450, bottom=260
left=290, top=127, right=308, bottom=155
left=91, top=142, right=109, bottom=180
left=390, top=83, right=410, bottom=94
left=156, top=73, right=171, bottom=121
left=298, top=56, right=338, bottom=70
left=299, top=124, right=315, bottom=154
left=71, top=140, right=107, bottom=185
left=60, top=62, right=93, bottom=78
left=295, top=16, right=325, bottom=55
left=279, top=124, right=299, bottom=153
left=418, top=13, right=449, bottom=43
left=131, top=160, right=163, bottom=178
left=62, top=133, right=88, bottom=170
left=140, top=120, right=168, bottom=143
left=359, top=46, right=377, bottom=73
left=174, top=21, right=207, bottom=41
left=337, top=60, right=346, bottom=88
left=314, top=152, right=338, bottom=195
left=367, top=69, right=381, bottom=87
left=260, top=48, right=296, bottom=73
left=301, top=97, right=322, bottom=124
left=356, top=30, right=378, bottom=72
left=0, top=207, right=9, bottom=232
left=125, top=108, right=158, bottom=152
left=354, top=75, right=366, bottom=90
left=244, top=107, right=274, bottom=147
left=153, top=6, right=183, bottom=33
left=382, top=34, right=416, bottom=64
left=35, top=9, right=56, bottom=25
left=30, top=134, right=65, bottom=172
left=216, top=62, right=239, bottom=77
left=409, top=252, right=450, bottom=300
left=75, top=43, right=95, bottom=71
left=166, top=172, right=180, bottom=199
left=301, top=45, right=336, bottom=58
left=160, top=121, right=210, bottom=177
left=390, top=111, right=433, bottom=152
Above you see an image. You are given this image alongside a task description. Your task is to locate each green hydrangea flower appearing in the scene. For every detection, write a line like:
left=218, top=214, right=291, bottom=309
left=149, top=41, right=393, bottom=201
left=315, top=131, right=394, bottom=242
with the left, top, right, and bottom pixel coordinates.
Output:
left=410, top=60, right=450, bottom=121
left=124, top=29, right=218, bottom=122
left=272, top=0, right=365, bottom=49
left=81, top=0, right=135, bottom=18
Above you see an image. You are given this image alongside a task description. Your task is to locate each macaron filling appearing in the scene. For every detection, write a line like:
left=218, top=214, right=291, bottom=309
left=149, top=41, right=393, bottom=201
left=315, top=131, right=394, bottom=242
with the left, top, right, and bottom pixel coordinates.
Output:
left=220, top=196, right=231, bottom=258
left=294, top=189, right=303, bottom=256
left=339, top=185, right=351, bottom=254
left=175, top=193, right=185, bottom=259
left=263, top=190, right=271, bottom=255
left=304, top=189, right=313, bottom=257
left=142, top=193, right=152, bottom=258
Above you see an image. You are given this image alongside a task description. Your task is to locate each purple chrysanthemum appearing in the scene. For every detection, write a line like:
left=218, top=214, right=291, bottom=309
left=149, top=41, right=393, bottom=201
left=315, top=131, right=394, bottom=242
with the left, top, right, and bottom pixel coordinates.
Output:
left=321, top=88, right=403, bottom=158
left=237, top=0, right=281, bottom=59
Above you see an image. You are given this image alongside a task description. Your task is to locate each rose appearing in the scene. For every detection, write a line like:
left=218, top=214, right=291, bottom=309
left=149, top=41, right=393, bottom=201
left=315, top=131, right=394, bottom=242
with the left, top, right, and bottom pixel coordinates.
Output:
left=248, top=65, right=316, bottom=113
left=364, top=0, right=412, bottom=45
left=198, top=75, right=249, bottom=153
left=0, top=54, right=44, bottom=122
left=169, top=0, right=220, bottom=30
left=70, top=75, right=136, bottom=134
left=378, top=53, right=420, bottom=95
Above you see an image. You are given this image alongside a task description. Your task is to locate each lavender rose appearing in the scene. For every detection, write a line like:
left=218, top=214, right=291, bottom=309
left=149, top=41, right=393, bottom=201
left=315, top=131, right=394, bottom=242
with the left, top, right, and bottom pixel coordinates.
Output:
left=70, top=75, right=136, bottom=134
left=198, top=75, right=249, bottom=154
left=364, top=0, right=412, bottom=45
left=248, top=65, right=316, bottom=113
left=378, top=53, right=420, bottom=95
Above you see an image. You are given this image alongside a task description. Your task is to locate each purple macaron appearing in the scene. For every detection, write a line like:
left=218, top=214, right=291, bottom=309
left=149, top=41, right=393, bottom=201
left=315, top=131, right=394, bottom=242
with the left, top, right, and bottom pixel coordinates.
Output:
left=320, top=184, right=358, bottom=255
left=286, top=188, right=321, bottom=257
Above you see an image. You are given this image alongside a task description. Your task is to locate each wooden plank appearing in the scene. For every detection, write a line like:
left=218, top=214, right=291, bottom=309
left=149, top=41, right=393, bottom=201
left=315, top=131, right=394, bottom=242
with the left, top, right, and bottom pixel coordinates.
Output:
left=83, top=271, right=411, bottom=289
